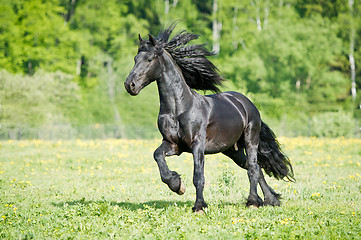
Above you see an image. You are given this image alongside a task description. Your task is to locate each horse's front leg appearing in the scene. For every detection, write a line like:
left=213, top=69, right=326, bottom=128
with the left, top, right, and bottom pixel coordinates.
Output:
left=191, top=139, right=207, bottom=213
left=154, top=140, right=185, bottom=195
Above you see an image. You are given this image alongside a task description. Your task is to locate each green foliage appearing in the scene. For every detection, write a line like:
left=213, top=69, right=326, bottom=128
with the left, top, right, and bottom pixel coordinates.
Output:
left=0, top=0, right=360, bottom=137
left=221, top=10, right=350, bottom=118
left=295, top=0, right=346, bottom=18
left=217, top=169, right=236, bottom=195
left=0, top=0, right=82, bottom=74
left=310, top=111, right=357, bottom=138
left=0, top=70, right=80, bottom=128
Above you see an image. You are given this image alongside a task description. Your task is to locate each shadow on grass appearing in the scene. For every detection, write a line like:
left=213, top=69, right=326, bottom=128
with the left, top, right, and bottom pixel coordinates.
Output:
left=52, top=199, right=194, bottom=211
left=52, top=198, right=249, bottom=212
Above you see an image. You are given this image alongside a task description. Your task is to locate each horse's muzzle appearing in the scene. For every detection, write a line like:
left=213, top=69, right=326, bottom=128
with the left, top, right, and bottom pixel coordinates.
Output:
left=124, top=80, right=138, bottom=96
left=125, top=72, right=142, bottom=96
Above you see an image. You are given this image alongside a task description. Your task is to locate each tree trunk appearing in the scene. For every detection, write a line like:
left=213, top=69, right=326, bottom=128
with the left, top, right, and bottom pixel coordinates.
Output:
left=165, top=0, right=169, bottom=15
left=212, top=0, right=221, bottom=53
left=349, top=0, right=357, bottom=101
left=251, top=0, right=262, bottom=31
left=76, top=58, right=81, bottom=75
left=106, top=59, right=124, bottom=138
left=264, top=0, right=270, bottom=30
left=65, top=0, right=76, bottom=22
left=232, top=6, right=238, bottom=50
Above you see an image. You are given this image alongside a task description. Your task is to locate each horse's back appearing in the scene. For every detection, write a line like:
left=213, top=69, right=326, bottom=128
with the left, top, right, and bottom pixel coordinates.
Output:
left=206, top=91, right=260, bottom=124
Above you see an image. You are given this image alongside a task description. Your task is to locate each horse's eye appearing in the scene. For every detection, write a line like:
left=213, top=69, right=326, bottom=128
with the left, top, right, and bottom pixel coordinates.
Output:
left=147, top=58, right=153, bottom=62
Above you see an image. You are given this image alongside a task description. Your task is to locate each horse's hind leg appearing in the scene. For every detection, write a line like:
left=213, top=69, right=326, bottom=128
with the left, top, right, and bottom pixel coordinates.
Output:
left=223, top=148, right=281, bottom=207
left=259, top=170, right=281, bottom=206
left=241, top=122, right=264, bottom=207
left=223, top=148, right=263, bottom=206
left=154, top=140, right=185, bottom=195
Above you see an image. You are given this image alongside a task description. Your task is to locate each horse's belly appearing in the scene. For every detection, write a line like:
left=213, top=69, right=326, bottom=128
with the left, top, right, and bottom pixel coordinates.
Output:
left=204, top=116, right=244, bottom=154
left=203, top=92, right=251, bottom=154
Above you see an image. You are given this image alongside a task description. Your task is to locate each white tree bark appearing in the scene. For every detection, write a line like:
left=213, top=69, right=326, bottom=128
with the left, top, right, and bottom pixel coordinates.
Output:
left=256, top=8, right=262, bottom=31
left=251, top=0, right=262, bottom=31
left=232, top=6, right=238, bottom=50
left=212, top=0, right=221, bottom=53
left=106, top=59, right=124, bottom=137
left=76, top=59, right=81, bottom=75
left=349, top=0, right=357, bottom=101
left=263, top=0, right=270, bottom=30
left=165, top=0, right=169, bottom=14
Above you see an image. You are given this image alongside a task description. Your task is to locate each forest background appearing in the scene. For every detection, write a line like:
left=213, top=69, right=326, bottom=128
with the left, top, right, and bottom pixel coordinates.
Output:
left=0, top=0, right=360, bottom=139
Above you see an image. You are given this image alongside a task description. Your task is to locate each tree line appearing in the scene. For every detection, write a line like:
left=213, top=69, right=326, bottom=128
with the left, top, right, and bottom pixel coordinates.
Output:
left=0, top=0, right=360, bottom=138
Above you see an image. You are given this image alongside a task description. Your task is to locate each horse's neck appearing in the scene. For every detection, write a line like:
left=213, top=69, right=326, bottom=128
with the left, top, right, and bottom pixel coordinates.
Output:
left=157, top=52, right=195, bottom=115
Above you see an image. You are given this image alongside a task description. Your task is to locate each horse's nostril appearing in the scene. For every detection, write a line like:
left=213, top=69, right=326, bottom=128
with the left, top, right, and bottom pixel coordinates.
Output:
left=130, top=82, right=135, bottom=88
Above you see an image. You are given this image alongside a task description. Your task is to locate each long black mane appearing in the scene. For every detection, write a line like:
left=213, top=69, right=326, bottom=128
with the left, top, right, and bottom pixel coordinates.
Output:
left=141, top=23, right=224, bottom=92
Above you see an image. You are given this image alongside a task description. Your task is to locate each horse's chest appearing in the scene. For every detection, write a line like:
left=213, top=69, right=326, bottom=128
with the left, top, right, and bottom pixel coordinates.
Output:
left=158, top=113, right=180, bottom=141
left=158, top=113, right=197, bottom=145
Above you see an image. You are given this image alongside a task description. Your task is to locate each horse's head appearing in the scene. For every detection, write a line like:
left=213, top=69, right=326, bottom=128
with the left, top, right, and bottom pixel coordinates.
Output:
left=125, top=34, right=162, bottom=96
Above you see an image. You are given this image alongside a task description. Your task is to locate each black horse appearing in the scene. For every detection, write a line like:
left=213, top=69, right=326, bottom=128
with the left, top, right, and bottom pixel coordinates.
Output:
left=125, top=23, right=294, bottom=213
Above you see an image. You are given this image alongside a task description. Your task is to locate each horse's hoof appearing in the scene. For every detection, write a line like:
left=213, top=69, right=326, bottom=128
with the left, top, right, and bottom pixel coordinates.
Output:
left=246, top=196, right=261, bottom=208
left=194, top=209, right=205, bottom=214
left=177, top=180, right=186, bottom=195
left=264, top=197, right=281, bottom=206
left=248, top=204, right=258, bottom=209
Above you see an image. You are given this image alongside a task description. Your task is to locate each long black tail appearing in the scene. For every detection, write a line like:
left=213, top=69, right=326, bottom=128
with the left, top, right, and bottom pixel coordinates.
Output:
left=258, top=121, right=295, bottom=182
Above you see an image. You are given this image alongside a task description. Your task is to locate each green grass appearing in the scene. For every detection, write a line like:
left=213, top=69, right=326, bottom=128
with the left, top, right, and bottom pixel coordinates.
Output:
left=1, top=137, right=361, bottom=239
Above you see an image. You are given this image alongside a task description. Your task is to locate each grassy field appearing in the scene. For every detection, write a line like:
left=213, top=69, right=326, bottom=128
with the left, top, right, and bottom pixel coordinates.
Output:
left=0, top=137, right=360, bottom=239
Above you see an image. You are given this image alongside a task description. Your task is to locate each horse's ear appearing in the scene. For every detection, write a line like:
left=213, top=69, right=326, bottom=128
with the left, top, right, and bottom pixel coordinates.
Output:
left=148, top=34, right=157, bottom=46
left=138, top=34, right=144, bottom=44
